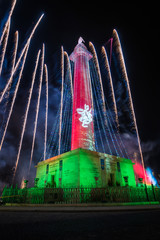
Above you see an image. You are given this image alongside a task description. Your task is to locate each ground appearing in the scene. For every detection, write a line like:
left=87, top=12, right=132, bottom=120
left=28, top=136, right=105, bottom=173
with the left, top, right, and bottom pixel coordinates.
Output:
left=0, top=206, right=160, bottom=240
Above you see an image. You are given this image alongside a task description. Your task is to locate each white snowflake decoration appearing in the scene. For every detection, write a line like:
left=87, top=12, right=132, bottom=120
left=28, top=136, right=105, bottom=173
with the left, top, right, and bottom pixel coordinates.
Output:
left=77, top=104, right=93, bottom=128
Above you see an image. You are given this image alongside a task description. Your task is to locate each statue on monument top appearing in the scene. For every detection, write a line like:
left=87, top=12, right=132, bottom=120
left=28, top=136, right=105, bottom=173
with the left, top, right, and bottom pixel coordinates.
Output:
left=78, top=37, right=85, bottom=44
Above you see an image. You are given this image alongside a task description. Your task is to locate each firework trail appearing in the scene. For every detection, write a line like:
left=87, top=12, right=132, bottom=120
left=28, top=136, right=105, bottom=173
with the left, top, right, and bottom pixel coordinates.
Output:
left=0, top=44, right=30, bottom=152
left=89, top=42, right=107, bottom=118
left=101, top=46, right=119, bottom=129
left=7, top=31, right=19, bottom=91
left=58, top=46, right=64, bottom=155
left=20, top=176, right=25, bottom=189
left=106, top=38, right=113, bottom=66
left=89, top=42, right=122, bottom=156
left=0, top=0, right=16, bottom=46
left=11, top=31, right=19, bottom=74
left=0, top=19, right=10, bottom=77
left=0, top=13, right=44, bottom=103
left=64, top=51, right=73, bottom=98
left=0, top=31, right=19, bottom=126
left=12, top=50, right=41, bottom=182
left=28, top=44, right=45, bottom=173
left=88, top=56, right=96, bottom=150
left=44, top=64, right=48, bottom=161
left=113, top=29, right=147, bottom=183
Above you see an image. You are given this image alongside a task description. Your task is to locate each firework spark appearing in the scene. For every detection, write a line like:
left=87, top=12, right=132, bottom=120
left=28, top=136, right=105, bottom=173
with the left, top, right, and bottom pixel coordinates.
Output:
left=44, top=64, right=48, bottom=161
left=89, top=42, right=107, bottom=117
left=0, top=19, right=10, bottom=77
left=102, top=46, right=119, bottom=129
left=12, top=50, right=41, bottom=182
left=11, top=31, right=19, bottom=73
left=0, top=44, right=30, bottom=152
left=113, top=29, right=147, bottom=183
left=0, top=0, right=16, bottom=46
left=64, top=51, right=73, bottom=98
left=0, top=13, right=44, bottom=103
left=28, top=44, right=45, bottom=174
left=2, top=31, right=19, bottom=119
left=58, top=46, right=64, bottom=155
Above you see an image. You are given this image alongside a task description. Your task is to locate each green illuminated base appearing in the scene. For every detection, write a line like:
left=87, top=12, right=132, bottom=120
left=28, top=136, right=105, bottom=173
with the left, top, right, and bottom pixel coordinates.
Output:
left=35, top=148, right=136, bottom=188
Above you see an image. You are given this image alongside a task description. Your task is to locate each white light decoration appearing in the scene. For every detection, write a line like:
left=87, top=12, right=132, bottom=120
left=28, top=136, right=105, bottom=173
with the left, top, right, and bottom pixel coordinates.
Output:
left=77, top=104, right=93, bottom=128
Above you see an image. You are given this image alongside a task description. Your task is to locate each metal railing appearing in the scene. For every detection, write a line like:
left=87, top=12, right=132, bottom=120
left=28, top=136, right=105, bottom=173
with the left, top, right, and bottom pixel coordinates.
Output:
left=1, top=186, right=160, bottom=204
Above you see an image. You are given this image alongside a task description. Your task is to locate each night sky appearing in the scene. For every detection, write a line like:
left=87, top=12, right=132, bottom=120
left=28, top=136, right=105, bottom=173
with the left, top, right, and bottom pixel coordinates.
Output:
left=0, top=0, right=160, bottom=188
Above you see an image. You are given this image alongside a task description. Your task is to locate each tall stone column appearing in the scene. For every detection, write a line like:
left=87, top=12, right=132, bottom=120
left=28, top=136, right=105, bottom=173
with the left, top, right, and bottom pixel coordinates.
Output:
left=70, top=38, right=95, bottom=151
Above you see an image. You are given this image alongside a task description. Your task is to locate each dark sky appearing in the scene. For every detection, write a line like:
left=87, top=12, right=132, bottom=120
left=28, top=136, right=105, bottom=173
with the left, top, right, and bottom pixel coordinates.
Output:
left=4, top=0, right=159, bottom=140
left=0, top=0, right=160, bottom=186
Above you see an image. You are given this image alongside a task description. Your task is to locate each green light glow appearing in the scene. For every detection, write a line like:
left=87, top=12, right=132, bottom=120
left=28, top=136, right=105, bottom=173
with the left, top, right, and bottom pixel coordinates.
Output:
left=35, top=148, right=136, bottom=188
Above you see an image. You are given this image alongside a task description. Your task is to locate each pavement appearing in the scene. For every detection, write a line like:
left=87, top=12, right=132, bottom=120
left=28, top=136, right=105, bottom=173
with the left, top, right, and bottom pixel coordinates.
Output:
left=0, top=202, right=160, bottom=212
left=0, top=205, right=160, bottom=240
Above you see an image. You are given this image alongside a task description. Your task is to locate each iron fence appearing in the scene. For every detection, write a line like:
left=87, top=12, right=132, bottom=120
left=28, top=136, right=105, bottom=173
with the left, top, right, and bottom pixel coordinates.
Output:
left=1, top=186, right=160, bottom=204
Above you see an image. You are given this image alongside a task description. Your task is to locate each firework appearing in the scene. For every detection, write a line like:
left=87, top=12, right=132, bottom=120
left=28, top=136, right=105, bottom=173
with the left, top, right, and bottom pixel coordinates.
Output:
left=11, top=31, right=19, bottom=73
left=58, top=46, right=64, bottom=155
left=12, top=50, right=41, bottom=182
left=44, top=64, right=48, bottom=161
left=89, top=42, right=106, bottom=116
left=0, top=14, right=44, bottom=103
left=113, top=29, right=147, bottom=183
left=29, top=44, right=45, bottom=173
left=0, top=45, right=30, bottom=152
left=0, top=19, right=10, bottom=77
left=101, top=46, right=119, bottom=129
left=2, top=31, right=19, bottom=120
left=0, top=0, right=16, bottom=46
left=64, top=51, right=73, bottom=98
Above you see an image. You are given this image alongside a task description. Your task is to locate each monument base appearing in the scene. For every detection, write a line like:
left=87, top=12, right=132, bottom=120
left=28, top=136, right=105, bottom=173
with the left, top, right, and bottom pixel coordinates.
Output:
left=35, top=148, right=136, bottom=188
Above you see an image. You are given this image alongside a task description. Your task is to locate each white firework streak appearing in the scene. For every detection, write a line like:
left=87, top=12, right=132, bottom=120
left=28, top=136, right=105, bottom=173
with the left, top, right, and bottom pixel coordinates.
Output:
left=102, top=46, right=119, bottom=129
left=64, top=51, right=73, bottom=99
left=58, top=46, right=64, bottom=155
left=29, top=44, right=45, bottom=173
left=0, top=44, right=30, bottom=152
left=12, top=49, right=41, bottom=182
left=89, top=42, right=107, bottom=121
left=11, top=31, right=19, bottom=73
left=113, top=29, right=147, bottom=183
left=2, top=31, right=19, bottom=117
left=44, top=64, right=48, bottom=161
left=0, top=19, right=11, bottom=77
left=0, top=14, right=44, bottom=103
left=0, top=0, right=16, bottom=46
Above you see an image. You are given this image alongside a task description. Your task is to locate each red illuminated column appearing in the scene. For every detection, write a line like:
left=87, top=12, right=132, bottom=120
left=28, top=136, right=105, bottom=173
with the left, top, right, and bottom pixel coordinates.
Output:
left=70, top=38, right=95, bottom=151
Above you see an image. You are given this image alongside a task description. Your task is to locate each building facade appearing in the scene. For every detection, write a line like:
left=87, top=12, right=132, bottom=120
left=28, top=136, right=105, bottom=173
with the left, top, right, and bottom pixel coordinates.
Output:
left=36, top=148, right=136, bottom=188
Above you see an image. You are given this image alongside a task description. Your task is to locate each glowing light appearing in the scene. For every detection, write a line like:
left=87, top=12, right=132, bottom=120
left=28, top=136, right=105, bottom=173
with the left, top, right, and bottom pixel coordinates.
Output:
left=102, top=46, right=119, bottom=129
left=133, top=162, right=151, bottom=185
left=12, top=50, right=41, bottom=182
left=58, top=46, right=64, bottom=155
left=78, top=37, right=85, bottom=44
left=64, top=51, right=73, bottom=98
left=0, top=13, right=44, bottom=103
left=2, top=31, right=19, bottom=120
left=77, top=104, right=93, bottom=128
left=44, top=64, right=48, bottom=161
left=113, top=29, right=147, bottom=183
left=20, top=177, right=25, bottom=189
left=106, top=38, right=113, bottom=66
left=70, top=40, right=95, bottom=151
left=0, top=19, right=10, bottom=77
left=0, top=45, right=30, bottom=152
left=89, top=42, right=106, bottom=117
left=146, top=167, right=158, bottom=186
left=29, top=44, right=45, bottom=174
left=0, top=0, right=16, bottom=46
left=11, top=31, right=19, bottom=73
left=89, top=42, right=120, bottom=156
